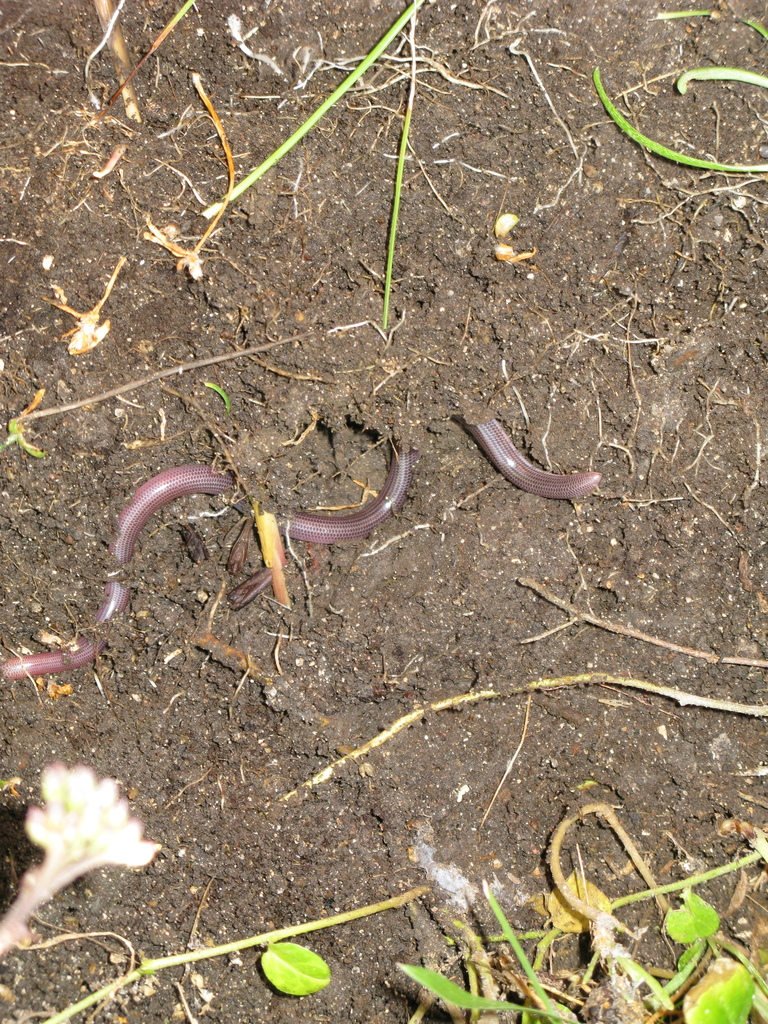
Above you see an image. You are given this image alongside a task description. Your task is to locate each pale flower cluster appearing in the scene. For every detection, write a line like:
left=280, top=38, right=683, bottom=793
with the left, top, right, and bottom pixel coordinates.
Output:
left=0, top=764, right=159, bottom=957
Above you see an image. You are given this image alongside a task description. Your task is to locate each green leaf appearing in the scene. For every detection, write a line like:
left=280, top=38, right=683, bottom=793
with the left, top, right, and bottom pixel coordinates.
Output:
left=743, top=19, right=768, bottom=41
left=678, top=938, right=707, bottom=972
left=656, top=10, right=713, bottom=19
left=593, top=67, right=768, bottom=173
left=666, top=889, right=720, bottom=943
left=261, top=942, right=330, bottom=996
left=656, top=939, right=707, bottom=1003
left=203, top=382, right=231, bottom=412
left=683, top=959, right=754, bottom=1024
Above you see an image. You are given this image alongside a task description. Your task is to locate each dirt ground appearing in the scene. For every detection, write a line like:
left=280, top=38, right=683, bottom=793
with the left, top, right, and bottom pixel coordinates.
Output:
left=1, top=0, right=767, bottom=1020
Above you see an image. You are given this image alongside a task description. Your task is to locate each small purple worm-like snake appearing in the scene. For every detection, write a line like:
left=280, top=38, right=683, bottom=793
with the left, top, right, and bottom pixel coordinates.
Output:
left=227, top=444, right=421, bottom=608
left=456, top=416, right=600, bottom=499
left=283, top=445, right=420, bottom=544
left=1, top=466, right=233, bottom=681
left=1, top=448, right=420, bottom=679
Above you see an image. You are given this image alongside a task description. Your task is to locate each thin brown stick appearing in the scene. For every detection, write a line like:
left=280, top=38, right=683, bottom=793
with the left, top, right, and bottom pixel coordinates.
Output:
left=518, top=577, right=768, bottom=670
left=250, top=355, right=333, bottom=384
left=164, top=767, right=213, bottom=809
left=14, top=339, right=291, bottom=425
left=589, top=803, right=668, bottom=914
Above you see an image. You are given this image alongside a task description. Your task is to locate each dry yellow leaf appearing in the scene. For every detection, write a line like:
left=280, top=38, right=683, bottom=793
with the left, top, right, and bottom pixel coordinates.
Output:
left=547, top=871, right=612, bottom=933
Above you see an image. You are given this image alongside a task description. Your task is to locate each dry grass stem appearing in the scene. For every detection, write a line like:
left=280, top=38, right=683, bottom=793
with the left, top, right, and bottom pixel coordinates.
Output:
left=144, top=74, right=234, bottom=279
left=89, top=0, right=141, bottom=121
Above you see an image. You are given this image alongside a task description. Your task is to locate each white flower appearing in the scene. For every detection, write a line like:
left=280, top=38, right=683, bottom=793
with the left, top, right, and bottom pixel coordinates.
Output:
left=0, top=765, right=159, bottom=957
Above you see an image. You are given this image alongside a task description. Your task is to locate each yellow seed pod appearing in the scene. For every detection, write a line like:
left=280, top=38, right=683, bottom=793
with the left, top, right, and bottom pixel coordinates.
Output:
left=494, top=243, right=518, bottom=261
left=494, top=213, right=519, bottom=239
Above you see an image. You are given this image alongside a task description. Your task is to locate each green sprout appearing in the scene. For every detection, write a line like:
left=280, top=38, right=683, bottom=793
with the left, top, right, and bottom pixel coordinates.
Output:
left=677, top=66, right=768, bottom=94
left=203, top=381, right=231, bottom=412
left=1, top=418, right=46, bottom=458
left=656, top=10, right=715, bottom=19
left=382, top=14, right=418, bottom=330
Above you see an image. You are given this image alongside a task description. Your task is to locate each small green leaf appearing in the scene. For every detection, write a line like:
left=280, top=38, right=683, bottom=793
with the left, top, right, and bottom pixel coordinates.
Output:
left=203, top=382, right=231, bottom=412
left=683, top=959, right=754, bottom=1024
left=261, top=942, right=330, bottom=996
left=666, top=890, right=720, bottom=943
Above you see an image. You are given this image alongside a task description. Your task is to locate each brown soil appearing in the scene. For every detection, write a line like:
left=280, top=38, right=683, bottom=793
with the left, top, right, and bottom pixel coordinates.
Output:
left=1, top=0, right=767, bottom=1020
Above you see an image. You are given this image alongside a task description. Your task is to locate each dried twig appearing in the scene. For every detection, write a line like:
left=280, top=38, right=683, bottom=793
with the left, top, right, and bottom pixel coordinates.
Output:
left=519, top=577, right=768, bottom=670
left=14, top=339, right=291, bottom=426
left=479, top=692, right=531, bottom=830
left=521, top=672, right=768, bottom=718
left=280, top=688, right=501, bottom=801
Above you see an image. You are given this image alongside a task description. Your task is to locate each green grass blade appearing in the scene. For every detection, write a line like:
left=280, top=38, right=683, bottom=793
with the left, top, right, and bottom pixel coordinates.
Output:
left=656, top=11, right=713, bottom=19
left=593, top=67, right=768, bottom=173
left=203, top=382, right=231, bottom=412
left=382, top=100, right=411, bottom=330
left=677, top=66, right=768, bottom=93
left=203, top=0, right=427, bottom=218
left=398, top=964, right=575, bottom=1020
left=483, top=883, right=557, bottom=1017
left=382, top=13, right=417, bottom=330
left=743, top=19, right=768, bottom=41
